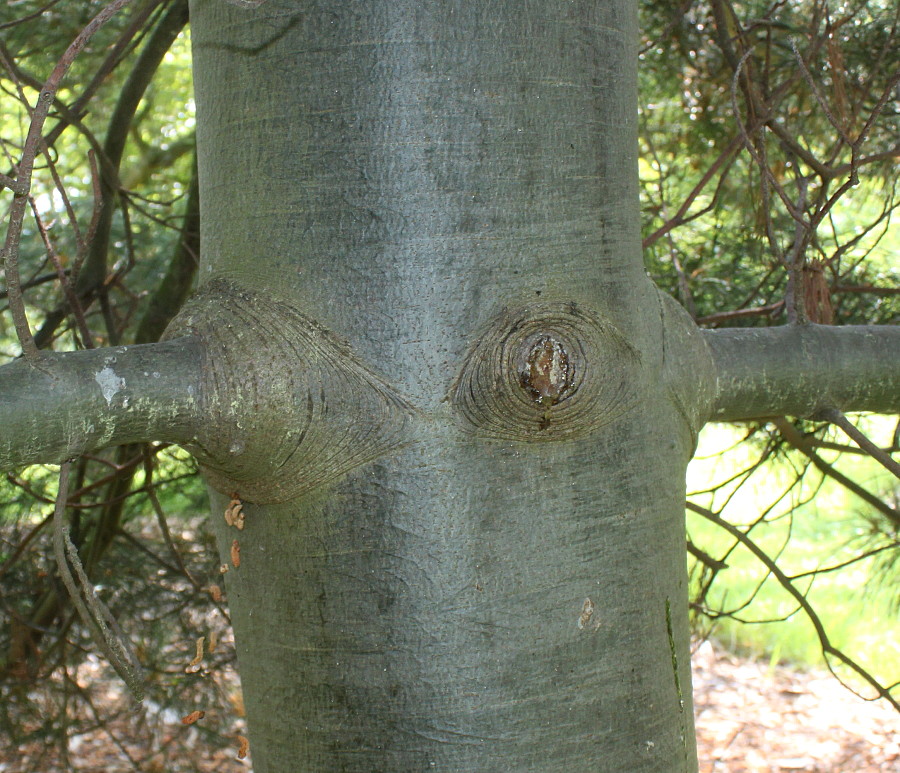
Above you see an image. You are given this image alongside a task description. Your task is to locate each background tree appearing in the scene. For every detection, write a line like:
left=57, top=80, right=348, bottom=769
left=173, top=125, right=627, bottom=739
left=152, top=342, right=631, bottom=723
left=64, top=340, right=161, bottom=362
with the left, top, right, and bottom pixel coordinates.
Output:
left=639, top=0, right=900, bottom=699
left=0, top=0, right=897, bottom=771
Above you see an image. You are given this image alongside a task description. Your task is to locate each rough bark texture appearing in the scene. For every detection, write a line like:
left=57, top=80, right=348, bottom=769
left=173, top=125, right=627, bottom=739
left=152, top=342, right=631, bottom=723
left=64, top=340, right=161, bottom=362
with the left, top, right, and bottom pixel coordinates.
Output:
left=189, top=0, right=704, bottom=769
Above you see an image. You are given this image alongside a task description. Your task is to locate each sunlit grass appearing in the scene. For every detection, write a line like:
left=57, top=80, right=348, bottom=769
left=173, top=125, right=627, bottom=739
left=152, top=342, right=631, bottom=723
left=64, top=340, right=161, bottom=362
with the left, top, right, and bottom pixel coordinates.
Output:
left=687, top=420, right=899, bottom=696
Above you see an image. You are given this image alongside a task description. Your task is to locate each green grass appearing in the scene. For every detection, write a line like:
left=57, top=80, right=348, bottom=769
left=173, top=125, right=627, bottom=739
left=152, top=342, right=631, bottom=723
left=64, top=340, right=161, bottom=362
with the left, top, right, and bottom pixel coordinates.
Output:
left=686, top=421, right=899, bottom=695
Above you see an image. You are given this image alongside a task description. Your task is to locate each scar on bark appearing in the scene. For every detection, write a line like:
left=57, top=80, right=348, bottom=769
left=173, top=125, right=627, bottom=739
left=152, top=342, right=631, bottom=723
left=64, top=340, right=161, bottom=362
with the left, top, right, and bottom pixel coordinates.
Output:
left=451, top=301, right=640, bottom=441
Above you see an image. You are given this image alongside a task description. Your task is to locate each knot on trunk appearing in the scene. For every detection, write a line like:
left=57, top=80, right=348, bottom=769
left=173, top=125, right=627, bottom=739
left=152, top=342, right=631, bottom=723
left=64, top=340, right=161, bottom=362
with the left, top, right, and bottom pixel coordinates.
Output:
left=165, top=279, right=414, bottom=503
left=450, top=302, right=640, bottom=441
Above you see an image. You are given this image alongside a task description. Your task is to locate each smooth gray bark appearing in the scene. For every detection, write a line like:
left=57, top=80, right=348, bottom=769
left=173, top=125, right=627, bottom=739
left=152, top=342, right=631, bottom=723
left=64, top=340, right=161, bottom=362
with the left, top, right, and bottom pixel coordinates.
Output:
left=705, top=325, right=900, bottom=421
left=189, top=0, right=702, bottom=770
left=0, top=338, right=202, bottom=470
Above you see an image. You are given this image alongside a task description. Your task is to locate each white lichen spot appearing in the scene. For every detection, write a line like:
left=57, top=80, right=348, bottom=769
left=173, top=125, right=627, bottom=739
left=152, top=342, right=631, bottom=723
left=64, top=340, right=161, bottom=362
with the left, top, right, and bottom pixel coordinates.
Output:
left=95, top=366, right=126, bottom=406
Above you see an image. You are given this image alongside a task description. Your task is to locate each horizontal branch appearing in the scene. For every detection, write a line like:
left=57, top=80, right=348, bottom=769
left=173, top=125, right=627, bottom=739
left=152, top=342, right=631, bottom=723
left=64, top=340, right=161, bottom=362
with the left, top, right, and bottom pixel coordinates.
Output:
left=704, top=324, right=900, bottom=421
left=0, top=337, right=202, bottom=471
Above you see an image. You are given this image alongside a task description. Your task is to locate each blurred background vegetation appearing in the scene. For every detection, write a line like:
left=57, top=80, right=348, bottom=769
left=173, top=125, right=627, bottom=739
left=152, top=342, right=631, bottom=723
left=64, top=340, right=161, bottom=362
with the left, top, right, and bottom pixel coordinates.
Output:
left=1, top=0, right=898, bottom=769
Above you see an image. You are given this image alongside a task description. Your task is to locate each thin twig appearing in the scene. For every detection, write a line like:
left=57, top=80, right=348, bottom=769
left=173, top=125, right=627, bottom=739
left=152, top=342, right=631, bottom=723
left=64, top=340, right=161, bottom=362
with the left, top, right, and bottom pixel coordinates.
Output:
left=2, top=0, right=133, bottom=358
left=0, top=0, right=64, bottom=31
left=730, top=48, right=806, bottom=225
left=773, top=418, right=900, bottom=527
left=688, top=500, right=899, bottom=712
left=816, top=409, right=900, bottom=480
left=27, top=197, right=95, bottom=348
left=142, top=449, right=202, bottom=593
left=790, top=37, right=852, bottom=147
left=0, top=171, right=28, bottom=195
left=74, top=149, right=103, bottom=287
left=52, top=461, right=145, bottom=702
left=696, top=301, right=784, bottom=326
left=642, top=133, right=743, bottom=250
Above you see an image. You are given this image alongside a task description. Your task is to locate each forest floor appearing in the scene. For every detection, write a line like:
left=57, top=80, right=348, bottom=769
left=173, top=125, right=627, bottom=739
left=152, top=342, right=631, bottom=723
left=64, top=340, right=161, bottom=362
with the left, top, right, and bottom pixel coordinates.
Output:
left=692, top=639, right=899, bottom=772
left=2, top=638, right=897, bottom=772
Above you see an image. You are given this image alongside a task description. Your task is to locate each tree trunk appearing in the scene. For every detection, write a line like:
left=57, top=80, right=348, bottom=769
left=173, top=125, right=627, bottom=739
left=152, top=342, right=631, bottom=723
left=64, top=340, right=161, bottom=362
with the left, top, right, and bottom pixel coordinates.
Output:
left=186, top=0, right=702, bottom=769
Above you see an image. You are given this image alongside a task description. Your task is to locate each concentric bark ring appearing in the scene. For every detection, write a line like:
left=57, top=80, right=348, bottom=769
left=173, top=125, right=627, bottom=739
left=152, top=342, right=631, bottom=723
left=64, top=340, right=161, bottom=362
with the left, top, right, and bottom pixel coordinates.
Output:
left=165, top=279, right=414, bottom=503
left=451, top=302, right=639, bottom=441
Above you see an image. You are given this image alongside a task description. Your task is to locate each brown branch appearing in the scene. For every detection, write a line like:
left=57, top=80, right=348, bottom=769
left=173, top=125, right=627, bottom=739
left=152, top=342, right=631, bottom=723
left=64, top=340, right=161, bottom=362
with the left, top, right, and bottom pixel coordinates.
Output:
left=27, top=197, right=95, bottom=349
left=0, top=512, right=53, bottom=581
left=831, top=284, right=900, bottom=297
left=642, top=133, right=743, bottom=250
left=815, top=409, right=900, bottom=480
left=31, top=0, right=190, bottom=349
left=51, top=461, right=145, bottom=702
left=0, top=172, right=28, bottom=195
left=688, top=500, right=900, bottom=712
left=696, top=301, right=784, bottom=327
left=2, top=0, right=133, bottom=359
left=687, top=540, right=729, bottom=572
left=772, top=418, right=900, bottom=527
left=0, top=0, right=64, bottom=31
left=142, top=449, right=202, bottom=593
left=0, top=269, right=70, bottom=300
left=790, top=36, right=852, bottom=148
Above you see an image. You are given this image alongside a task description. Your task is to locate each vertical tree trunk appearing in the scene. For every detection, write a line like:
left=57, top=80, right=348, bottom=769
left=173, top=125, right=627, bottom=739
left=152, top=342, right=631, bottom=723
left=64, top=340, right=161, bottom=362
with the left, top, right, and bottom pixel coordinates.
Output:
left=188, top=1, right=706, bottom=769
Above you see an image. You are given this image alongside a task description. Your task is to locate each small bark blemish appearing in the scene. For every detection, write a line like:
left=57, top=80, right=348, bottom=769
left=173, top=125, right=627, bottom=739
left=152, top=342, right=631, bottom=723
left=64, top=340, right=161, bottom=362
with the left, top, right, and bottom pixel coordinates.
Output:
left=521, top=336, right=573, bottom=405
left=577, top=597, right=599, bottom=630
left=181, top=710, right=205, bottom=725
left=224, top=495, right=245, bottom=529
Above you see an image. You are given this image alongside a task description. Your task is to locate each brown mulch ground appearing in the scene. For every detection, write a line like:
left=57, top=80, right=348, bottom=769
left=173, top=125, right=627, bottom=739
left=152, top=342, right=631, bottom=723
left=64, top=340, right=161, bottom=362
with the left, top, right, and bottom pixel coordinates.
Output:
left=3, top=640, right=897, bottom=771
left=693, top=639, right=899, bottom=772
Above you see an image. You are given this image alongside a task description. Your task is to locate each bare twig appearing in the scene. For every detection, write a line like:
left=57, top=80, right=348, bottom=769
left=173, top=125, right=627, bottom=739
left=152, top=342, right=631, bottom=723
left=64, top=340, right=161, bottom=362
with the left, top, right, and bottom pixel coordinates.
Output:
left=790, top=37, right=852, bottom=148
left=816, top=409, right=900, bottom=479
left=696, top=301, right=784, bottom=326
left=688, top=500, right=899, bottom=712
left=142, top=449, right=202, bottom=593
left=773, top=418, right=900, bottom=526
left=52, top=461, right=145, bottom=702
left=27, top=197, right=95, bottom=348
left=2, top=0, right=133, bottom=358
left=642, top=133, right=743, bottom=250
left=0, top=0, right=64, bottom=31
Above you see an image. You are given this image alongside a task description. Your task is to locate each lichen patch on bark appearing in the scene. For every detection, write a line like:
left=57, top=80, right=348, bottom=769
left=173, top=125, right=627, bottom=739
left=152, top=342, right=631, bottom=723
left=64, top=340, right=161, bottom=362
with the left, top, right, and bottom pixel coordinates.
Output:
left=94, top=366, right=126, bottom=406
